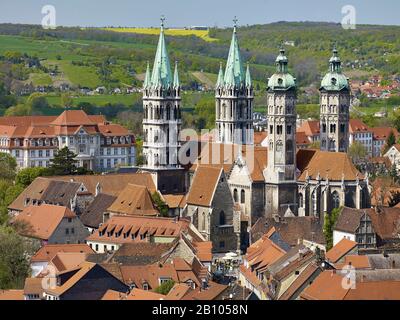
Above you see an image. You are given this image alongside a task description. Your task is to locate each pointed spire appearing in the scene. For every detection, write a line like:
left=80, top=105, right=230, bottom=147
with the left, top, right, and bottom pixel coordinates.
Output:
left=143, top=61, right=151, bottom=89
left=216, top=62, right=225, bottom=88
left=150, top=16, right=172, bottom=89
left=245, top=63, right=252, bottom=88
left=224, top=17, right=245, bottom=87
left=173, top=61, right=180, bottom=89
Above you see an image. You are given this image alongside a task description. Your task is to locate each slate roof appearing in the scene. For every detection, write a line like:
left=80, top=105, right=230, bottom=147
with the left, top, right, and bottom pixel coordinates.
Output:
left=80, top=193, right=117, bottom=228
left=251, top=217, right=326, bottom=247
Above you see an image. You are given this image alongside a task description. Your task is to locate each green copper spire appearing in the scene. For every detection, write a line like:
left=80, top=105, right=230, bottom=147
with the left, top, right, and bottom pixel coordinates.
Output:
left=267, top=47, right=296, bottom=91
left=224, top=17, right=245, bottom=87
left=321, top=46, right=349, bottom=91
left=143, top=61, right=151, bottom=89
left=173, top=61, right=180, bottom=88
left=150, top=16, right=172, bottom=89
left=216, top=62, right=225, bottom=88
left=245, top=63, right=252, bottom=88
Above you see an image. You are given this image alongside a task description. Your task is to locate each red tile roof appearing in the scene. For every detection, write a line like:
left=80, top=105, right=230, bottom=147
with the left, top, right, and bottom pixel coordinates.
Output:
left=14, top=205, right=76, bottom=240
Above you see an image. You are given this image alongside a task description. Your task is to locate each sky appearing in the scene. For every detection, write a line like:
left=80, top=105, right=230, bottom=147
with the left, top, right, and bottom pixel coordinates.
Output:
left=0, top=0, right=399, bottom=28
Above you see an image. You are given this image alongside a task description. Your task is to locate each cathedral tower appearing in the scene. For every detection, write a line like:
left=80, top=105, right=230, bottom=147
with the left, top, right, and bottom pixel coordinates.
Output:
left=320, top=47, right=350, bottom=153
left=264, top=48, right=298, bottom=217
left=142, top=18, right=181, bottom=170
left=215, top=18, right=254, bottom=145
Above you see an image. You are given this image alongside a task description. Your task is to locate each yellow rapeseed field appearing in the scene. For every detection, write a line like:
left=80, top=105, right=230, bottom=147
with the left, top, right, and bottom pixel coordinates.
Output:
left=103, top=28, right=217, bottom=42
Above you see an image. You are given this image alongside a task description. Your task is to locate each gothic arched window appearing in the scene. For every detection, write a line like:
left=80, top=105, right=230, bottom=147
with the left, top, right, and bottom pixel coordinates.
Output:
left=332, top=191, right=340, bottom=209
left=241, top=190, right=245, bottom=204
left=298, top=193, right=304, bottom=208
left=219, top=211, right=226, bottom=226
left=202, top=212, right=206, bottom=231
left=233, top=189, right=238, bottom=203
left=286, top=140, right=294, bottom=165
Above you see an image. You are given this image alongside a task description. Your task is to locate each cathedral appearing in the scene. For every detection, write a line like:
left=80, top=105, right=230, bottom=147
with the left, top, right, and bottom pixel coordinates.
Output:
left=141, top=19, right=370, bottom=251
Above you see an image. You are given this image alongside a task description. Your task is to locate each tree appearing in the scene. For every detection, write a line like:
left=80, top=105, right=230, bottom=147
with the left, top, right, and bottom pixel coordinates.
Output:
left=0, top=225, right=37, bottom=289
left=154, top=280, right=175, bottom=295
left=383, top=130, right=396, bottom=154
left=0, top=153, right=17, bottom=181
left=348, top=141, right=367, bottom=163
left=15, top=167, right=50, bottom=188
left=151, top=192, right=169, bottom=217
left=49, top=147, right=78, bottom=175
left=323, top=207, right=342, bottom=250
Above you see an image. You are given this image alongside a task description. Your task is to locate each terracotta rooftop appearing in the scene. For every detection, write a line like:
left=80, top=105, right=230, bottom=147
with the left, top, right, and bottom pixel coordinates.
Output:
left=254, top=132, right=268, bottom=146
left=297, top=149, right=362, bottom=181
left=349, top=119, right=371, bottom=133
left=371, top=127, right=400, bottom=140
left=14, top=204, right=76, bottom=240
left=87, top=215, right=190, bottom=245
left=102, top=289, right=165, bottom=300
left=0, top=290, right=24, bottom=300
left=120, top=258, right=200, bottom=290
left=50, top=252, right=89, bottom=273
left=187, top=166, right=223, bottom=207
left=107, top=184, right=159, bottom=216
left=301, top=270, right=400, bottom=300
left=297, top=120, right=320, bottom=137
left=31, top=244, right=94, bottom=262
left=325, top=238, right=358, bottom=263
left=190, top=142, right=268, bottom=183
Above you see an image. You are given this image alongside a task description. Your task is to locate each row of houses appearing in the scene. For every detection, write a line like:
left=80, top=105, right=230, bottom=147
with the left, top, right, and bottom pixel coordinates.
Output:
left=296, top=119, right=399, bottom=158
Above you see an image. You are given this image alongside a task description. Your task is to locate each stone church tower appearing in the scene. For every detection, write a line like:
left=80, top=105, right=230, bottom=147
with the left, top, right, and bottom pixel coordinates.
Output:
left=264, top=48, right=298, bottom=217
left=215, top=19, right=254, bottom=145
left=320, top=47, right=350, bottom=153
left=142, top=18, right=181, bottom=170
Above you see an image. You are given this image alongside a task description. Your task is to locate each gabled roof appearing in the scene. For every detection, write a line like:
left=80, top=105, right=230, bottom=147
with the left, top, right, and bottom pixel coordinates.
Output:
left=335, top=207, right=400, bottom=241
left=45, top=261, right=97, bottom=296
left=349, top=119, right=371, bottom=133
left=191, top=143, right=268, bottom=183
left=107, top=184, right=159, bottom=216
left=14, top=205, right=76, bottom=240
left=325, top=238, right=357, bottom=263
left=371, top=127, right=400, bottom=140
left=187, top=166, right=223, bottom=207
left=31, top=244, right=94, bottom=262
left=297, top=120, right=320, bottom=136
left=120, top=258, right=200, bottom=290
left=86, top=215, right=190, bottom=244
left=297, top=149, right=362, bottom=181
left=51, top=110, right=97, bottom=126
left=251, top=217, right=326, bottom=247
left=52, top=173, right=156, bottom=196
left=50, top=252, right=89, bottom=273
left=80, top=193, right=117, bottom=229
left=9, top=177, right=82, bottom=211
